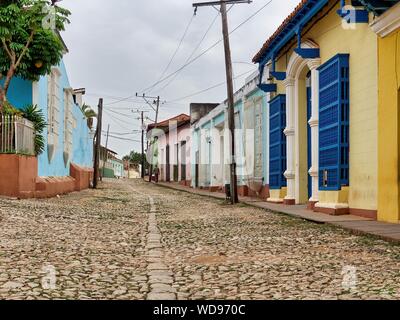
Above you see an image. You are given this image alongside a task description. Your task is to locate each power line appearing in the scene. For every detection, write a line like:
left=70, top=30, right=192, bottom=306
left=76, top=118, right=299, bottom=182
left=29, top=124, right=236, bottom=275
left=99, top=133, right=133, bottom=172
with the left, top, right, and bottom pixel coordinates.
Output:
left=142, top=0, right=273, bottom=93
left=102, top=130, right=140, bottom=135
left=103, top=109, right=139, bottom=130
left=156, top=11, right=221, bottom=93
left=116, top=0, right=274, bottom=104
left=167, top=67, right=256, bottom=103
left=102, top=134, right=141, bottom=143
left=151, top=14, right=196, bottom=93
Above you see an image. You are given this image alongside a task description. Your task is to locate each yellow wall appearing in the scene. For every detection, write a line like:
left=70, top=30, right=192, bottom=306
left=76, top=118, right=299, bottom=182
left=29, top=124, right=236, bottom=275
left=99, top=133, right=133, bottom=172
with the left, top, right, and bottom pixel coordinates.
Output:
left=274, top=2, right=378, bottom=210
left=378, top=29, right=400, bottom=223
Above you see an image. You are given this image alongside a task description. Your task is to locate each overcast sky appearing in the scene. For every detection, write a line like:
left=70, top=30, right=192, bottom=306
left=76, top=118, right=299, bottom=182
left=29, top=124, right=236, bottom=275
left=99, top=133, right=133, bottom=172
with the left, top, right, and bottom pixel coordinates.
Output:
left=61, top=0, right=300, bottom=157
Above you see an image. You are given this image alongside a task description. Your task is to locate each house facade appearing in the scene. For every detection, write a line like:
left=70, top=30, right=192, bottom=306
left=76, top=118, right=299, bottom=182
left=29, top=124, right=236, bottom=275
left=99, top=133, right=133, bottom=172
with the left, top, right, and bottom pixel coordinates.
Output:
left=190, top=73, right=270, bottom=199
left=253, top=0, right=400, bottom=221
left=370, top=1, right=400, bottom=223
left=148, top=114, right=192, bottom=186
left=1, top=56, right=94, bottom=198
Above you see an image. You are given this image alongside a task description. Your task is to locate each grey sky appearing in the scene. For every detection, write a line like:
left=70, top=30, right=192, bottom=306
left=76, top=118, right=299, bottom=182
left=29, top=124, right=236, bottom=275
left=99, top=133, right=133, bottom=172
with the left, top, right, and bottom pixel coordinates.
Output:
left=61, top=0, right=300, bottom=157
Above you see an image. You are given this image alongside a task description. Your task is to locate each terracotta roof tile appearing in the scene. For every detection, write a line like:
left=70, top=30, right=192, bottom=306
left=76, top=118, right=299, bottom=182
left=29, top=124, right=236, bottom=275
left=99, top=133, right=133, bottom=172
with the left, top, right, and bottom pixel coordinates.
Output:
left=253, top=0, right=308, bottom=63
left=147, top=113, right=190, bottom=131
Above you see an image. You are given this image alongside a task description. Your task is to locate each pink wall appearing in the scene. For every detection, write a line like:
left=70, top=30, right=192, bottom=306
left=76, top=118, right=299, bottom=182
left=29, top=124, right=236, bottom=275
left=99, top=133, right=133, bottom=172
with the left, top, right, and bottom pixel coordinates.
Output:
left=157, top=123, right=191, bottom=184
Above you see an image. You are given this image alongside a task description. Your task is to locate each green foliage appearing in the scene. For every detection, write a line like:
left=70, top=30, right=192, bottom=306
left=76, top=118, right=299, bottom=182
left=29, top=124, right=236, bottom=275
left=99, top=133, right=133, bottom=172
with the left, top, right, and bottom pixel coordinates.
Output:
left=1, top=100, right=21, bottom=115
left=20, top=104, right=46, bottom=155
left=81, top=103, right=97, bottom=118
left=123, top=150, right=148, bottom=169
left=0, top=0, right=70, bottom=102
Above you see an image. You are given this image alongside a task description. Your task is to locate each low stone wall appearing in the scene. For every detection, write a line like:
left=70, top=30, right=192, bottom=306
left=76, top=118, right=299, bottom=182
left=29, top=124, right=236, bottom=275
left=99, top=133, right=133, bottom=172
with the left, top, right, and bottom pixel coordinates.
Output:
left=70, top=163, right=93, bottom=191
left=0, top=154, right=93, bottom=199
left=0, top=154, right=37, bottom=199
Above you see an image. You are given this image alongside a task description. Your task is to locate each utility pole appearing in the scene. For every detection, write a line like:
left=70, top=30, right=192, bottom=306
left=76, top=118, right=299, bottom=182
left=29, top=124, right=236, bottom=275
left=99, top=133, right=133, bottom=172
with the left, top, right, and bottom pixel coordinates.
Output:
left=141, top=111, right=145, bottom=179
left=192, top=0, right=250, bottom=204
left=136, top=93, right=161, bottom=182
left=101, top=124, right=110, bottom=182
left=93, top=98, right=103, bottom=189
left=133, top=108, right=150, bottom=180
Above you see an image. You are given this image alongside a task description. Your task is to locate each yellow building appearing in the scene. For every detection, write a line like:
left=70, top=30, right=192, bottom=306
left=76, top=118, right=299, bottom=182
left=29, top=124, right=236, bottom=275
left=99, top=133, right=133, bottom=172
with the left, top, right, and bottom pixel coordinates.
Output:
left=253, top=0, right=399, bottom=221
left=370, top=2, right=400, bottom=223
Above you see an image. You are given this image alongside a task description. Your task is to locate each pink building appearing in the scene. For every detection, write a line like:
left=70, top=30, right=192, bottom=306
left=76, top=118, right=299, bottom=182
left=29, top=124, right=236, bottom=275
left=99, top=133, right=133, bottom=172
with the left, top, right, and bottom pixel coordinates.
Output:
left=147, top=114, right=191, bottom=186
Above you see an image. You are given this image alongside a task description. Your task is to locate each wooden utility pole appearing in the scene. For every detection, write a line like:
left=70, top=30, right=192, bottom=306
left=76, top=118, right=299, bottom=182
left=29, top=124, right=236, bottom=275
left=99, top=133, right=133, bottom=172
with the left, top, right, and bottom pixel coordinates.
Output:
left=136, top=93, right=161, bottom=183
left=101, top=124, right=110, bottom=181
left=149, top=96, right=160, bottom=183
left=141, top=111, right=145, bottom=179
left=93, top=98, right=103, bottom=189
left=192, top=0, right=251, bottom=204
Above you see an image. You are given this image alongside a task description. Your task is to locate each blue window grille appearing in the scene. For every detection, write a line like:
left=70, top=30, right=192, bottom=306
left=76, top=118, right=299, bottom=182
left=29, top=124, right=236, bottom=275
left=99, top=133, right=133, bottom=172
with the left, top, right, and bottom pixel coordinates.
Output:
left=318, top=54, right=349, bottom=190
left=269, top=94, right=287, bottom=189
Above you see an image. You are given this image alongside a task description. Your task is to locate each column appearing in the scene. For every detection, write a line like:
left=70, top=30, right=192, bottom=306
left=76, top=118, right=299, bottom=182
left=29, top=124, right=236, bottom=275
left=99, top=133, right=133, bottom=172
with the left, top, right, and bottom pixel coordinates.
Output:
left=283, top=77, right=296, bottom=204
left=307, top=59, right=321, bottom=203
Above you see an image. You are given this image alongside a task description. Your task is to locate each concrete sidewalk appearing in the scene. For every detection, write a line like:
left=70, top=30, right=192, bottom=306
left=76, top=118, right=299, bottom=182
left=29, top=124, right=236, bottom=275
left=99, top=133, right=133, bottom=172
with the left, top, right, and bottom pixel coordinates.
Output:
left=155, top=182, right=400, bottom=243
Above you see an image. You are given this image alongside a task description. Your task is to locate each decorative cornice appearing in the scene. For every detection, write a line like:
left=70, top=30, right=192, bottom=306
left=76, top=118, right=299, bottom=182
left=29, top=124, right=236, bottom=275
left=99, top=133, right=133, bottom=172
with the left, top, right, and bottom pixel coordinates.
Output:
left=307, top=58, right=321, bottom=70
left=308, top=168, right=318, bottom=177
left=284, top=171, right=295, bottom=179
left=284, top=128, right=295, bottom=136
left=308, top=118, right=319, bottom=127
left=282, top=77, right=295, bottom=88
left=370, top=2, right=400, bottom=37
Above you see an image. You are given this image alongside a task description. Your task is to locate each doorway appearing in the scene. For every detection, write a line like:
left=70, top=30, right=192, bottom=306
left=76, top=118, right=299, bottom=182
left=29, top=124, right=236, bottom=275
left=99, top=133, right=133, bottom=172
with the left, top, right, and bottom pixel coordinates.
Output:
left=181, top=141, right=186, bottom=181
left=307, top=72, right=312, bottom=199
left=166, top=144, right=170, bottom=182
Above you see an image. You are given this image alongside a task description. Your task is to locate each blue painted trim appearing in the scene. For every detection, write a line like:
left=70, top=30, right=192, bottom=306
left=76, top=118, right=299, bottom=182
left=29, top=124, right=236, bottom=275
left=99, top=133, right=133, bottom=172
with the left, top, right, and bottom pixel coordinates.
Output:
left=269, top=94, right=287, bottom=189
left=258, top=0, right=330, bottom=66
left=318, top=53, right=350, bottom=191
left=270, top=57, right=286, bottom=81
left=258, top=83, right=277, bottom=93
left=294, top=48, right=320, bottom=59
left=270, top=71, right=286, bottom=81
left=337, top=7, right=369, bottom=23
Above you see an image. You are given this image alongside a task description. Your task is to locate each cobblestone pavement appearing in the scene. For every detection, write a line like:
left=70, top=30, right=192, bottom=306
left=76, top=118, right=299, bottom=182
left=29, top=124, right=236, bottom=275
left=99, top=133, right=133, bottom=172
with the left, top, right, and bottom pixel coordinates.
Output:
left=1, top=179, right=400, bottom=300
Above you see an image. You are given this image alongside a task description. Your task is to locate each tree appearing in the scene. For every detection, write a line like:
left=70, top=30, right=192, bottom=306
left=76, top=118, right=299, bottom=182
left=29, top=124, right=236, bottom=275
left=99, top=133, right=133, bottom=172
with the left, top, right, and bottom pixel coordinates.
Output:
left=0, top=0, right=70, bottom=111
left=81, top=103, right=97, bottom=129
left=123, top=150, right=148, bottom=170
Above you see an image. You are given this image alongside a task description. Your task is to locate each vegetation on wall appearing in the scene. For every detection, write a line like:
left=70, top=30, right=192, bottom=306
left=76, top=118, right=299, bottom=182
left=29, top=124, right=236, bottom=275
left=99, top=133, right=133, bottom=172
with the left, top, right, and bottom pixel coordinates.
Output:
left=0, top=0, right=70, bottom=111
left=123, top=150, right=149, bottom=170
left=21, top=104, right=46, bottom=155
left=81, top=103, right=97, bottom=129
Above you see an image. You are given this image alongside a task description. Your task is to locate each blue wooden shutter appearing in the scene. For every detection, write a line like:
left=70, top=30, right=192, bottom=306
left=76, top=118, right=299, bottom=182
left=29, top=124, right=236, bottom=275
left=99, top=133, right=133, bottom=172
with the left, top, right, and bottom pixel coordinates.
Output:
left=269, top=94, right=287, bottom=189
left=318, top=54, right=349, bottom=190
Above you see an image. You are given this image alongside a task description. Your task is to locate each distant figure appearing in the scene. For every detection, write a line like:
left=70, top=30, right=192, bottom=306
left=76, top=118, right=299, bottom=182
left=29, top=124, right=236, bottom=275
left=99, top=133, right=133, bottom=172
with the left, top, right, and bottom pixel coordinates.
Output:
left=154, top=167, right=160, bottom=183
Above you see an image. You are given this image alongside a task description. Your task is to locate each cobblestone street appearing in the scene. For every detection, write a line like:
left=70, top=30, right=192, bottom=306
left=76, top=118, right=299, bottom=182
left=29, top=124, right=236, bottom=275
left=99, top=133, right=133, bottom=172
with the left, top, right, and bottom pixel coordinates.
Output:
left=1, top=179, right=400, bottom=300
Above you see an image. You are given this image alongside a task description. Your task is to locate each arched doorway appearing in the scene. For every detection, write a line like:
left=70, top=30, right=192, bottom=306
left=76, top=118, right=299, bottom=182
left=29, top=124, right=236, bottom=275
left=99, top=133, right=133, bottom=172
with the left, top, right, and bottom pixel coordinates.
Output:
left=284, top=40, right=320, bottom=206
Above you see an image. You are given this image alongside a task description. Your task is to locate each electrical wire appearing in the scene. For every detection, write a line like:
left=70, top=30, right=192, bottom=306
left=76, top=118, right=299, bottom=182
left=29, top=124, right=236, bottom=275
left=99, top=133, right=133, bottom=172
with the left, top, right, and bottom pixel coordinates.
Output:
left=157, top=11, right=221, bottom=93
left=167, top=67, right=257, bottom=103
left=151, top=14, right=196, bottom=93
left=102, top=134, right=141, bottom=143
left=116, top=0, right=275, bottom=104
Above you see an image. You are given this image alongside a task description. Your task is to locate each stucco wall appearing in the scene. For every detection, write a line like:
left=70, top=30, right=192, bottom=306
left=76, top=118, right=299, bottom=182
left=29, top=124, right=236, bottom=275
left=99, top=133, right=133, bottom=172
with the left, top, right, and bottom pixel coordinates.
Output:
left=274, top=3, right=378, bottom=211
left=377, top=29, right=400, bottom=223
left=6, top=60, right=93, bottom=178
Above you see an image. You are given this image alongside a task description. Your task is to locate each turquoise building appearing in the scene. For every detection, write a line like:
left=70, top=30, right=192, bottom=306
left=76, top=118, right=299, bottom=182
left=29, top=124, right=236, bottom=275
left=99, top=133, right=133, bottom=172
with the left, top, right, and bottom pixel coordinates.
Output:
left=190, top=71, right=270, bottom=198
left=6, top=59, right=94, bottom=178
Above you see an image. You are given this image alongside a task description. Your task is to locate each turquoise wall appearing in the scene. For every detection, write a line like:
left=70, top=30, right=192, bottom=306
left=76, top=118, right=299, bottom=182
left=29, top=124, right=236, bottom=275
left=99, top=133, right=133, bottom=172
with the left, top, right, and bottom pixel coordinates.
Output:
left=246, top=88, right=268, bottom=186
left=3, top=77, right=32, bottom=108
left=6, top=60, right=93, bottom=177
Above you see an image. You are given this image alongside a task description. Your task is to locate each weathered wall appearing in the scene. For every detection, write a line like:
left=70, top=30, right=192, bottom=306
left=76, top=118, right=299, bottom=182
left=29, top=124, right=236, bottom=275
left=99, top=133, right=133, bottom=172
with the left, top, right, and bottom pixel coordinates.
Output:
left=377, top=29, right=400, bottom=223
left=274, top=3, right=378, bottom=211
left=0, top=154, right=37, bottom=198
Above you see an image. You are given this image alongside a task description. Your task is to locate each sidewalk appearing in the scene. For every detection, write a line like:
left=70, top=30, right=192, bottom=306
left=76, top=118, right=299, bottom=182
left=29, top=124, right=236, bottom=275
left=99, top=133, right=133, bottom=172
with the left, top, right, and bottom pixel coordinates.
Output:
left=155, top=182, right=400, bottom=243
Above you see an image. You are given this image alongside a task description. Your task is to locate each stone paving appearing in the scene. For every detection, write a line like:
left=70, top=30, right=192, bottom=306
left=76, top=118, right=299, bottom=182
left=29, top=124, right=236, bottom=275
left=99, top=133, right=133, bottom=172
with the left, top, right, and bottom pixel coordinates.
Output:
left=1, top=179, right=400, bottom=300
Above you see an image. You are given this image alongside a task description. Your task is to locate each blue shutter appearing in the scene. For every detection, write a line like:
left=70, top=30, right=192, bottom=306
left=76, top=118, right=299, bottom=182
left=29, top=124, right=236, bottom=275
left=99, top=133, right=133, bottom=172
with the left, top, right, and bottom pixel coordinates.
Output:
left=318, top=54, right=349, bottom=190
left=269, top=94, right=287, bottom=189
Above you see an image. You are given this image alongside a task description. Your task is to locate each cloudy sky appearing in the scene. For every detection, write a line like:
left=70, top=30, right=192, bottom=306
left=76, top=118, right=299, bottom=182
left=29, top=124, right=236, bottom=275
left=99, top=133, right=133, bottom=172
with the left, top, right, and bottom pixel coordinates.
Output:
left=61, top=0, right=300, bottom=157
